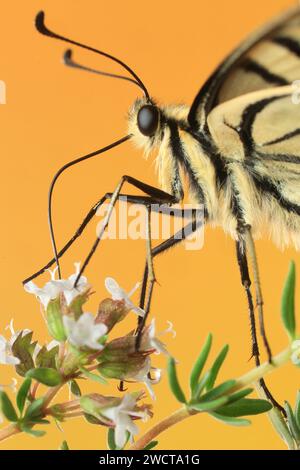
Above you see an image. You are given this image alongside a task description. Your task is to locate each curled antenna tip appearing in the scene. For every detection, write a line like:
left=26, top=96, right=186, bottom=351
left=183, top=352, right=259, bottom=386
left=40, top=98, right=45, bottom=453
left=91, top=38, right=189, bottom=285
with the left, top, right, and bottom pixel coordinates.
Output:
left=35, top=11, right=48, bottom=35
left=63, top=49, right=73, bottom=63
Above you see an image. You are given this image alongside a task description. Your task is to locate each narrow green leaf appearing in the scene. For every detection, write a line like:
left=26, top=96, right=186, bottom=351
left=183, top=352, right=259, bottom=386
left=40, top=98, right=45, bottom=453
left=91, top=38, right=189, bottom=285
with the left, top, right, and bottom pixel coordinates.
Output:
left=0, top=391, right=18, bottom=422
left=79, top=367, right=107, bottom=385
left=190, top=396, right=229, bottom=412
left=60, top=440, right=69, bottom=450
left=26, top=367, right=62, bottom=386
left=198, top=380, right=236, bottom=403
left=216, top=398, right=272, bottom=417
left=30, top=418, right=50, bottom=425
left=210, top=412, right=251, bottom=426
left=189, top=333, right=212, bottom=394
left=167, top=358, right=187, bottom=404
left=17, top=378, right=32, bottom=414
left=143, top=441, right=159, bottom=450
left=193, top=371, right=212, bottom=399
left=206, top=345, right=229, bottom=391
left=22, top=426, right=46, bottom=437
left=285, top=401, right=300, bottom=443
left=281, top=261, right=296, bottom=340
left=295, top=390, right=300, bottom=429
left=69, top=380, right=82, bottom=397
left=226, top=388, right=253, bottom=405
left=107, top=428, right=116, bottom=450
left=24, top=397, right=44, bottom=421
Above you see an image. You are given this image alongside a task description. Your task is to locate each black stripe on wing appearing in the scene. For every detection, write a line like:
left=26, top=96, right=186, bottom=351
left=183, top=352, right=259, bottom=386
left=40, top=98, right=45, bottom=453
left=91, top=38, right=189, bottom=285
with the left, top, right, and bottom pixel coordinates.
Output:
left=272, top=36, right=300, bottom=57
left=241, top=58, right=289, bottom=86
left=262, top=128, right=300, bottom=146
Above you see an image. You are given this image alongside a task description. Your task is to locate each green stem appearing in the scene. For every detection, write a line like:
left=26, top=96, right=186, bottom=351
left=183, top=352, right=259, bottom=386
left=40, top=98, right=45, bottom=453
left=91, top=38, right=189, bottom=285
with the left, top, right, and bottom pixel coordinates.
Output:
left=129, top=345, right=296, bottom=451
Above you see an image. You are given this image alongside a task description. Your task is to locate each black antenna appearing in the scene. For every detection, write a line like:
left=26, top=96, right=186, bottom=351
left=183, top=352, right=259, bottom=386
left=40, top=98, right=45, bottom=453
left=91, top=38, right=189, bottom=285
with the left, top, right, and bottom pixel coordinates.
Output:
left=63, top=49, right=141, bottom=88
left=48, top=136, right=131, bottom=280
left=35, top=11, right=150, bottom=100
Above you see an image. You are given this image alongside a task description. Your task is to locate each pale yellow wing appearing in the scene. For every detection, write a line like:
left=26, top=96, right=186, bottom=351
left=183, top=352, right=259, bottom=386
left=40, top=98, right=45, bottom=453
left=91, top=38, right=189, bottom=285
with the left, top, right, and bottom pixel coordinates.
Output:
left=188, top=6, right=300, bottom=131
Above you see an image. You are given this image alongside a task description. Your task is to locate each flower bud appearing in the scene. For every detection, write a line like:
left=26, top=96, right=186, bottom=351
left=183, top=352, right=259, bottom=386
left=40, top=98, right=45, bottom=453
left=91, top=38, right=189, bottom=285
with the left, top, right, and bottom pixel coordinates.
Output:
left=46, top=298, right=66, bottom=342
left=96, top=299, right=129, bottom=332
left=98, top=355, right=151, bottom=382
left=99, top=335, right=138, bottom=362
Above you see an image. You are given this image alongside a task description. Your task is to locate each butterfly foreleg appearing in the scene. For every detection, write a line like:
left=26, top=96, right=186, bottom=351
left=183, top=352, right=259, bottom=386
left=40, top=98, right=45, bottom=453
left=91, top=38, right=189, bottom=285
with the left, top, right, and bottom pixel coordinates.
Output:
left=236, top=228, right=285, bottom=415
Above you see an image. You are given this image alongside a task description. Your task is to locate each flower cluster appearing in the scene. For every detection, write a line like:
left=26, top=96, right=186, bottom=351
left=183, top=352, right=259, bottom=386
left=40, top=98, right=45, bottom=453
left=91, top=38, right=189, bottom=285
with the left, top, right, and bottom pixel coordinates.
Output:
left=0, top=264, right=175, bottom=447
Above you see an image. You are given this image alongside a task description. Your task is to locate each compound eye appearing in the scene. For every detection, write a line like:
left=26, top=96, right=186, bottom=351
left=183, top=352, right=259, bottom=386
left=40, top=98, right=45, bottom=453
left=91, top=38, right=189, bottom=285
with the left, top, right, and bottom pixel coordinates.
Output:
left=137, top=105, right=159, bottom=136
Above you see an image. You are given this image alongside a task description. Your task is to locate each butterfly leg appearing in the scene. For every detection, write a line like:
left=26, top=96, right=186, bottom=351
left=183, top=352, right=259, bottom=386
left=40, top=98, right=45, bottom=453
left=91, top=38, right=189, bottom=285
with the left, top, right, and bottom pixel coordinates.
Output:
left=23, top=176, right=177, bottom=285
left=136, top=212, right=203, bottom=347
left=243, top=227, right=273, bottom=363
left=236, top=232, right=285, bottom=415
left=72, top=176, right=178, bottom=286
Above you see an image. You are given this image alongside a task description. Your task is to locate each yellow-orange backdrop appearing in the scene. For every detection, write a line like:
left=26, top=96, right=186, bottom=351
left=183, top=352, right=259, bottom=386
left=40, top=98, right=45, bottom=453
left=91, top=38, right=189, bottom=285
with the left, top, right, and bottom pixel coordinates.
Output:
left=0, top=0, right=299, bottom=450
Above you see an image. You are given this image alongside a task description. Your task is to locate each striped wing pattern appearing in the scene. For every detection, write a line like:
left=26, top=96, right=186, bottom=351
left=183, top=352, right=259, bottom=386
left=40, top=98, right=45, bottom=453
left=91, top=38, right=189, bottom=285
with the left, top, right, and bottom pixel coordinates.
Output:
left=188, top=6, right=300, bottom=130
left=183, top=7, right=300, bottom=248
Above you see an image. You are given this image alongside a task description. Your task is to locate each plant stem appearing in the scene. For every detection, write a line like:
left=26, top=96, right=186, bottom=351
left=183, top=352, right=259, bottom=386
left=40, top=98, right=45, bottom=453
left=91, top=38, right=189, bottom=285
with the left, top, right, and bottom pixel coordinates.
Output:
left=0, top=424, right=20, bottom=442
left=43, top=384, right=64, bottom=410
left=129, top=345, right=296, bottom=450
left=130, top=408, right=192, bottom=450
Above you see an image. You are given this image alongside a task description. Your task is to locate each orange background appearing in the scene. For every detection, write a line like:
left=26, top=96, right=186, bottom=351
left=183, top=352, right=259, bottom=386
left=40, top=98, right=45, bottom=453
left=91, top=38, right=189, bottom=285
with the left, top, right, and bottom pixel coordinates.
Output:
left=0, top=0, right=299, bottom=450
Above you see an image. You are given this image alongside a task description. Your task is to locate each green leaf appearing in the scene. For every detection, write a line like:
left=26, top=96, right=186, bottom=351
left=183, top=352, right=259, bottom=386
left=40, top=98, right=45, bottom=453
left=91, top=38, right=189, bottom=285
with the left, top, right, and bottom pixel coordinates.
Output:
left=189, top=333, right=212, bottom=395
left=198, top=380, right=236, bottom=403
left=216, top=398, right=272, bottom=417
left=193, top=371, right=212, bottom=399
left=21, top=426, right=46, bottom=437
left=26, top=368, right=62, bottom=386
left=210, top=412, right=251, bottom=426
left=0, top=391, right=18, bottom=422
left=167, top=357, right=187, bottom=404
left=281, top=261, right=296, bottom=340
left=35, top=345, right=59, bottom=369
left=107, top=428, right=116, bottom=450
left=60, top=440, right=69, bottom=450
left=206, top=344, right=229, bottom=391
left=24, top=397, right=44, bottom=421
left=79, top=367, right=107, bottom=385
left=295, top=390, right=300, bottom=429
left=69, top=380, right=82, bottom=397
left=226, top=388, right=253, bottom=405
left=191, top=396, right=229, bottom=412
left=17, top=378, right=32, bottom=414
left=285, top=401, right=300, bottom=443
left=143, top=440, right=159, bottom=450
left=11, top=332, right=35, bottom=377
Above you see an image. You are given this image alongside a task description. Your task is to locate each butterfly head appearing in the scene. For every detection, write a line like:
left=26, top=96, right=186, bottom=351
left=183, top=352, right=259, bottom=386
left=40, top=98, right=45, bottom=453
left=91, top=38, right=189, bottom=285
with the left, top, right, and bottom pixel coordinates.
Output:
left=128, top=98, right=163, bottom=155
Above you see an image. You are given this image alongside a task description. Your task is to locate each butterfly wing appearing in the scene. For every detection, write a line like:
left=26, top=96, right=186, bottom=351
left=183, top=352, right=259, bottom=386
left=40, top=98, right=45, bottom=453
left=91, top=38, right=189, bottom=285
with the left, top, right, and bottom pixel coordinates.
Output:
left=207, top=85, right=300, bottom=247
left=188, top=6, right=300, bottom=131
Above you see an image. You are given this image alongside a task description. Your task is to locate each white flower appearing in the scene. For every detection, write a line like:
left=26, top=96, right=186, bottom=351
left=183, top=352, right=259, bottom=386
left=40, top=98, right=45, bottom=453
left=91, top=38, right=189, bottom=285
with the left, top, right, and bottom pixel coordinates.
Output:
left=142, top=319, right=176, bottom=356
left=291, top=340, right=300, bottom=366
left=105, top=278, right=145, bottom=317
left=133, top=356, right=162, bottom=400
left=0, top=326, right=21, bottom=366
left=24, top=263, right=90, bottom=309
left=63, top=313, right=107, bottom=351
left=5, top=319, right=31, bottom=348
left=101, top=394, right=149, bottom=448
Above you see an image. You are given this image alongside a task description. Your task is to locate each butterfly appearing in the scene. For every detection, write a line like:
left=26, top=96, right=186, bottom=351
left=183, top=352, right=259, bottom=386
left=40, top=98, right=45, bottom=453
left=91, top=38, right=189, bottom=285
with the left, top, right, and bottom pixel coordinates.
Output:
left=24, top=6, right=300, bottom=414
